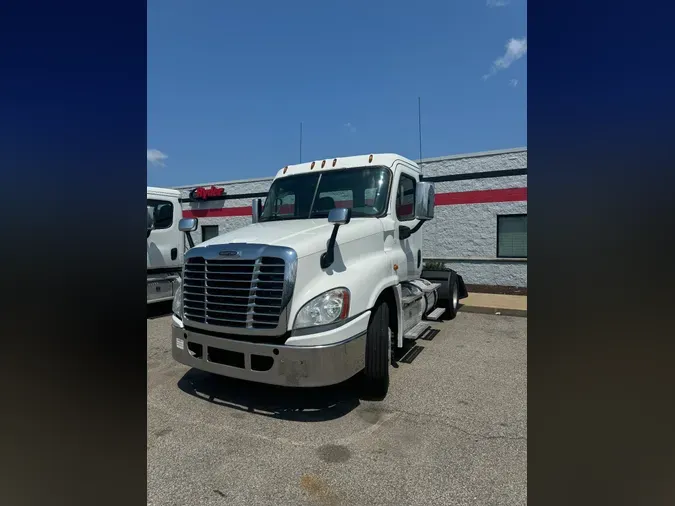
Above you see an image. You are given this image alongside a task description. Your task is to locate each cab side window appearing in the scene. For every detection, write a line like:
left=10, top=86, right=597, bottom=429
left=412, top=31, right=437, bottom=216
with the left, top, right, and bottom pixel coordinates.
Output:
left=396, top=174, right=416, bottom=221
left=148, top=199, right=174, bottom=229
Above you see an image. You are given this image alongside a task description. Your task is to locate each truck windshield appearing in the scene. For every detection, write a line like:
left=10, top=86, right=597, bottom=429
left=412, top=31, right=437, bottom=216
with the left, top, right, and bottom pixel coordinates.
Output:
left=259, top=167, right=391, bottom=222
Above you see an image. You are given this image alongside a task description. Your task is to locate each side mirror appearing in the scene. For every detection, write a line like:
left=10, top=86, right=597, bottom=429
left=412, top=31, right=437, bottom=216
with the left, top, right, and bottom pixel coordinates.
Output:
left=179, top=218, right=198, bottom=249
left=414, top=181, right=435, bottom=220
left=179, top=218, right=198, bottom=232
left=251, top=198, right=263, bottom=223
left=328, top=207, right=351, bottom=225
left=321, top=208, right=351, bottom=269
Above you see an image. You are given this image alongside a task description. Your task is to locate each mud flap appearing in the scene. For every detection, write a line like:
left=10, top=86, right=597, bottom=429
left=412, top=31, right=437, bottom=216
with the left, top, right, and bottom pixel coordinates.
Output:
left=456, top=274, right=469, bottom=299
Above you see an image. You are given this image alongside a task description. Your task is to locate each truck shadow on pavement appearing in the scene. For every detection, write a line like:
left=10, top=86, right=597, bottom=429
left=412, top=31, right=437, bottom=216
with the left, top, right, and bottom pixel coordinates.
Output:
left=177, top=368, right=362, bottom=422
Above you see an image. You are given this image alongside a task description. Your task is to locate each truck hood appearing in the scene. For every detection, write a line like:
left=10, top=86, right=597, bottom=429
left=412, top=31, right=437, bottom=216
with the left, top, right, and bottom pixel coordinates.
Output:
left=198, top=218, right=383, bottom=258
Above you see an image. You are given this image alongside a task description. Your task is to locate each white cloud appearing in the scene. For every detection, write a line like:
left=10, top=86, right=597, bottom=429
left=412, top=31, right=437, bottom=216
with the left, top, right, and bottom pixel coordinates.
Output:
left=483, top=37, right=527, bottom=80
left=344, top=122, right=356, bottom=133
left=487, top=0, right=510, bottom=7
left=147, top=149, right=168, bottom=167
left=509, top=79, right=519, bottom=87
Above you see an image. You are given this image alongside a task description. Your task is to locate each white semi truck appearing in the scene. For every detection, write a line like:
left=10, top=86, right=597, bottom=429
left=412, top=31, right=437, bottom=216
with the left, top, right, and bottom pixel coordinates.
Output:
left=147, top=187, right=195, bottom=304
left=170, top=154, right=467, bottom=398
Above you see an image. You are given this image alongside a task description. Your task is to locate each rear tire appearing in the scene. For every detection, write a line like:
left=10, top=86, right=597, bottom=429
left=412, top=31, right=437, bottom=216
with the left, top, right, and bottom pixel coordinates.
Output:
left=446, top=273, right=460, bottom=320
left=363, top=300, right=391, bottom=400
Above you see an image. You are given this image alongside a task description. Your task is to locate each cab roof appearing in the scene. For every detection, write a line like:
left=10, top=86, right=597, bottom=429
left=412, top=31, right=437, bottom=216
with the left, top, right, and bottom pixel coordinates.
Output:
left=147, top=186, right=181, bottom=198
left=274, top=153, right=419, bottom=178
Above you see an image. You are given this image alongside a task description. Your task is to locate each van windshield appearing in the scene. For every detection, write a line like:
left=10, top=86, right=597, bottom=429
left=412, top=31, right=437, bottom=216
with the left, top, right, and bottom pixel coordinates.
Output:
left=259, top=167, right=391, bottom=222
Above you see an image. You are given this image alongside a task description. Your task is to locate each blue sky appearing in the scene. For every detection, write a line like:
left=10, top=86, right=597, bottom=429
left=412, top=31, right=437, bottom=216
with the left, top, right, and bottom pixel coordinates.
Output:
left=147, top=0, right=526, bottom=187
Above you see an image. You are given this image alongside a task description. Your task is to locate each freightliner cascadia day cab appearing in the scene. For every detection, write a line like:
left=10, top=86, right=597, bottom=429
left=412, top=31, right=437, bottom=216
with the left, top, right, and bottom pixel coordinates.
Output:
left=171, top=154, right=468, bottom=399
left=147, top=187, right=187, bottom=304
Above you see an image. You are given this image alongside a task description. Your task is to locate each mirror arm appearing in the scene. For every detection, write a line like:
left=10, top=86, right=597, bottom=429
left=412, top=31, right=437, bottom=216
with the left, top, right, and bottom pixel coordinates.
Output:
left=410, top=219, right=427, bottom=235
left=398, top=219, right=426, bottom=240
left=320, top=224, right=341, bottom=269
left=185, top=231, right=195, bottom=249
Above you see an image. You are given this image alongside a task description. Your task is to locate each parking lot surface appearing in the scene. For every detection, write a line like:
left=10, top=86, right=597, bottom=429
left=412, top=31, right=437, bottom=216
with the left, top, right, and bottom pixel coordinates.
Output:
left=148, top=309, right=527, bottom=506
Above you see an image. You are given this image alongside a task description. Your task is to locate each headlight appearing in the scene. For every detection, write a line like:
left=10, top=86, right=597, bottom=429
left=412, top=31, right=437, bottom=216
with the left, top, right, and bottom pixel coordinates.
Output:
left=293, top=288, right=350, bottom=330
left=172, top=283, right=182, bottom=318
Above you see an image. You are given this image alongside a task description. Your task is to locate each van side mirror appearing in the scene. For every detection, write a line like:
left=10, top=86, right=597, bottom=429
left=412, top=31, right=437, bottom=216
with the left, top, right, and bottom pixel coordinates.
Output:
left=179, top=218, right=198, bottom=232
left=414, top=181, right=435, bottom=220
left=252, top=198, right=263, bottom=223
left=179, top=218, right=198, bottom=249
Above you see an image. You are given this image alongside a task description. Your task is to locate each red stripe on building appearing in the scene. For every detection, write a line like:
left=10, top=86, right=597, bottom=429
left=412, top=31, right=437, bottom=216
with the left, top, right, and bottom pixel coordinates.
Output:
left=182, top=187, right=527, bottom=218
left=435, top=187, right=527, bottom=206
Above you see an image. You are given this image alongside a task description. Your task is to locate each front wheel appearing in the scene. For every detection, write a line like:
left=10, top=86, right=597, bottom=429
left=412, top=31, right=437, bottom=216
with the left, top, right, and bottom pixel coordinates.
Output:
left=363, top=300, right=391, bottom=400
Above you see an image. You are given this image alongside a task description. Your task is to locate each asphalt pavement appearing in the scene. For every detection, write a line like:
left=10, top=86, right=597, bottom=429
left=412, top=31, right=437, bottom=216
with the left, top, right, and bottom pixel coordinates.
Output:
left=147, top=308, right=527, bottom=506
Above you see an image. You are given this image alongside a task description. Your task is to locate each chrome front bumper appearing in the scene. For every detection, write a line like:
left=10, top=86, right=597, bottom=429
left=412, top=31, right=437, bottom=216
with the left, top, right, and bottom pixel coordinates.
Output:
left=172, top=324, right=366, bottom=388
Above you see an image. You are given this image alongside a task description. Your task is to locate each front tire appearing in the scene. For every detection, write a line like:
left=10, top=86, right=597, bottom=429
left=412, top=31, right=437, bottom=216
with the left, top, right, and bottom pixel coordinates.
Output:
left=363, top=300, right=391, bottom=400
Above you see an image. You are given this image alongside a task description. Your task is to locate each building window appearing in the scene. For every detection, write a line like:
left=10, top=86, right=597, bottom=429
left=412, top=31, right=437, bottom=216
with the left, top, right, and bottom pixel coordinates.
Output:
left=497, top=214, right=527, bottom=258
left=202, top=225, right=219, bottom=242
left=396, top=174, right=416, bottom=221
left=147, top=199, right=174, bottom=229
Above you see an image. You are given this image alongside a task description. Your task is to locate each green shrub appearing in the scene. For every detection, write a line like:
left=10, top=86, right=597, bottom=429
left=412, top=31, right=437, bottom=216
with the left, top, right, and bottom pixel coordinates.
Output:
left=423, top=260, right=447, bottom=271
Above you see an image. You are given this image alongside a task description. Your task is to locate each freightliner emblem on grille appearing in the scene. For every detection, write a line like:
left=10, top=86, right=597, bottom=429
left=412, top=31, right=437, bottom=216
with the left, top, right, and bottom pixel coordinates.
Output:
left=218, top=250, right=240, bottom=257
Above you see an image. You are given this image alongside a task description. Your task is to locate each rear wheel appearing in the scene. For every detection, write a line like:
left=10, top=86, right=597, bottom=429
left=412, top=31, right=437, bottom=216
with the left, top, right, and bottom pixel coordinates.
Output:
left=446, top=273, right=460, bottom=320
left=363, top=300, right=391, bottom=400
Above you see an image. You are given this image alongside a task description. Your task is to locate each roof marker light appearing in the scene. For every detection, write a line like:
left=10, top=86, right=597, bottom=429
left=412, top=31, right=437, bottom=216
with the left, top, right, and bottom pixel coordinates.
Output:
left=321, top=160, right=326, bottom=168
left=368, top=154, right=373, bottom=163
left=283, top=166, right=289, bottom=174
left=332, top=158, right=337, bottom=167
left=310, top=161, right=315, bottom=169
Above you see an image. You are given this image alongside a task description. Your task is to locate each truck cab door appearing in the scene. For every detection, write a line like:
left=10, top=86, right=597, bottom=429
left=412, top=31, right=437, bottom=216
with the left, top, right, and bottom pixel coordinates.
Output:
left=393, top=165, right=423, bottom=281
left=147, top=197, right=183, bottom=270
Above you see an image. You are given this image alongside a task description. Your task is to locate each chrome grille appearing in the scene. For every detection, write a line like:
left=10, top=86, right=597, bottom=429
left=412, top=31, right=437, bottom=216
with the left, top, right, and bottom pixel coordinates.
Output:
left=182, top=256, right=286, bottom=329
